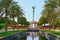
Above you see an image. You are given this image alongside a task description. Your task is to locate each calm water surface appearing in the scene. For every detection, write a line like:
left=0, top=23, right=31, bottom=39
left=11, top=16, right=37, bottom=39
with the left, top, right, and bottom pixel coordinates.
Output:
left=27, top=36, right=39, bottom=40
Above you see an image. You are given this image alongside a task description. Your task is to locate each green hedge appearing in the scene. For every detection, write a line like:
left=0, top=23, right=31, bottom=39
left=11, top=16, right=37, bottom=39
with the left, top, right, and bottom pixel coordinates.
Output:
left=0, top=23, right=5, bottom=30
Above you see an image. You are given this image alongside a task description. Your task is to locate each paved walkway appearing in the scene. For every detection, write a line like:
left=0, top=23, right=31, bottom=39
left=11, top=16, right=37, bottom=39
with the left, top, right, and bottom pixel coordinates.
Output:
left=0, top=29, right=27, bottom=33
left=0, top=30, right=5, bottom=33
left=45, top=29, right=60, bottom=32
left=55, top=30, right=60, bottom=32
left=48, top=29, right=60, bottom=32
left=0, top=29, right=13, bottom=33
left=0, top=29, right=60, bottom=33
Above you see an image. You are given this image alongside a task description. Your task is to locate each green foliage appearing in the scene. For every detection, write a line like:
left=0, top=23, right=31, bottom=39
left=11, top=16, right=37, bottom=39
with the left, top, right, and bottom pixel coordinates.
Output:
left=19, top=17, right=29, bottom=26
left=0, top=0, right=24, bottom=31
left=7, top=19, right=16, bottom=24
left=39, top=0, right=60, bottom=26
left=19, top=17, right=26, bottom=25
left=38, top=16, right=48, bottom=25
left=0, top=17, right=5, bottom=23
left=0, top=0, right=19, bottom=31
left=54, top=18, right=60, bottom=25
left=0, top=17, right=16, bottom=24
left=0, top=23, right=5, bottom=29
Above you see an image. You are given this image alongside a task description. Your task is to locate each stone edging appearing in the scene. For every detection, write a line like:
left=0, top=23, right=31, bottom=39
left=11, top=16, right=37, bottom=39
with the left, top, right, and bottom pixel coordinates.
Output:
left=45, top=32, right=60, bottom=40
left=0, top=32, right=19, bottom=39
left=0, top=31, right=25, bottom=39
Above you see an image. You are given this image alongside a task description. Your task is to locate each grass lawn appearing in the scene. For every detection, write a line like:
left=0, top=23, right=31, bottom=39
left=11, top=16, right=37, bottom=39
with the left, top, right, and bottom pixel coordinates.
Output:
left=45, top=30, right=60, bottom=36
left=0, top=30, right=24, bottom=37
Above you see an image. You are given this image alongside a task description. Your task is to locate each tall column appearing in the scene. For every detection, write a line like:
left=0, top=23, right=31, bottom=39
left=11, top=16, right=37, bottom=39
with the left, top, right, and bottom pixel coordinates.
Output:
left=32, top=6, right=35, bottom=22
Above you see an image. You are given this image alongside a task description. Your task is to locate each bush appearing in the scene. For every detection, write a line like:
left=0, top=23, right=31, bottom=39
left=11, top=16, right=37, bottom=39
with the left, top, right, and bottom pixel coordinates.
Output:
left=0, top=24, right=5, bottom=30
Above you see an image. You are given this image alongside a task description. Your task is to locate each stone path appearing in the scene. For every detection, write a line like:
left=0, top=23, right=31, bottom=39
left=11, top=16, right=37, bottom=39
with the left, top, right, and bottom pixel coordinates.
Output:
left=0, top=30, right=5, bottom=33
left=0, top=29, right=13, bottom=33
left=0, top=29, right=27, bottom=33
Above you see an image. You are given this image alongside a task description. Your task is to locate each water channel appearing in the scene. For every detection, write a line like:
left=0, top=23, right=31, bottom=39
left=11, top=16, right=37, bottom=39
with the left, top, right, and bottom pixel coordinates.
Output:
left=22, top=30, right=45, bottom=40
left=1, top=29, right=60, bottom=40
left=1, top=22, right=60, bottom=40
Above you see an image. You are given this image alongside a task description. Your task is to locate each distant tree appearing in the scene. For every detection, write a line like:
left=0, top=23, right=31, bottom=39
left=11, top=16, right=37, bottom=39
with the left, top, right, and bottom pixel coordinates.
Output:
left=38, top=16, right=48, bottom=26
left=19, top=17, right=29, bottom=26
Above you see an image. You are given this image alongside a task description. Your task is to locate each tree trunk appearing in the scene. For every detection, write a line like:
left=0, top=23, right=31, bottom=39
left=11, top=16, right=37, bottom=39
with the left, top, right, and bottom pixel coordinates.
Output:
left=17, top=16, right=19, bottom=29
left=53, top=24, right=55, bottom=30
left=49, top=25, right=50, bottom=30
left=5, top=8, right=8, bottom=31
left=13, top=17, right=15, bottom=30
left=44, top=24, right=45, bottom=29
left=52, top=19, right=55, bottom=30
left=49, top=22, right=51, bottom=30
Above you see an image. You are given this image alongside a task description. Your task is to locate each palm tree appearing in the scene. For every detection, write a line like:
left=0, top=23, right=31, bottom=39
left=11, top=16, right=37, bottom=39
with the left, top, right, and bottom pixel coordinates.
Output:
left=0, top=0, right=17, bottom=31
left=9, top=4, right=18, bottom=30
left=16, top=5, right=24, bottom=27
left=57, top=0, right=60, bottom=31
left=40, top=0, right=60, bottom=30
left=9, top=4, right=24, bottom=30
left=42, top=0, right=57, bottom=30
left=13, top=5, right=24, bottom=23
left=41, top=9, right=51, bottom=30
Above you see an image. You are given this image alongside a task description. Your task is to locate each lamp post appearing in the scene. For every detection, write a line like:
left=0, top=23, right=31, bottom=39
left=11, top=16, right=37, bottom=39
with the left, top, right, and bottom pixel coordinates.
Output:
left=32, top=6, right=35, bottom=22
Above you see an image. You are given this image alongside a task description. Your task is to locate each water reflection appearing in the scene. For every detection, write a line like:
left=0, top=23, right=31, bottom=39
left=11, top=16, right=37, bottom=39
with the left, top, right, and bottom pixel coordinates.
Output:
left=27, top=36, right=39, bottom=40
left=0, top=31, right=48, bottom=40
left=27, top=31, right=39, bottom=40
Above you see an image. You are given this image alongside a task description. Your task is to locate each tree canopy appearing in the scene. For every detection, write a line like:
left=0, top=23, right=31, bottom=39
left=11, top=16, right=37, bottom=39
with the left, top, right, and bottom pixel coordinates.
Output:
left=38, top=0, right=60, bottom=30
left=18, top=17, right=29, bottom=26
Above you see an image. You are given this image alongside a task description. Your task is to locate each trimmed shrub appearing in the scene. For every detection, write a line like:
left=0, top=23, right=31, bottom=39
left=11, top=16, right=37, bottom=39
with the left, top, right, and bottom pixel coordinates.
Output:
left=0, top=23, right=5, bottom=30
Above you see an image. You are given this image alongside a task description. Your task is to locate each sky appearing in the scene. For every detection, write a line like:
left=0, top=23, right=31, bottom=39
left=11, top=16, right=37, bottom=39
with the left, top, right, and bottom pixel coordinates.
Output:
left=15, top=0, right=45, bottom=22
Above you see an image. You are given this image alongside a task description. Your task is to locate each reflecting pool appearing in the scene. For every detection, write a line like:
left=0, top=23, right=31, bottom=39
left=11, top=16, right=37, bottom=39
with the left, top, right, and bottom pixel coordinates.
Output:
left=27, top=36, right=39, bottom=40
